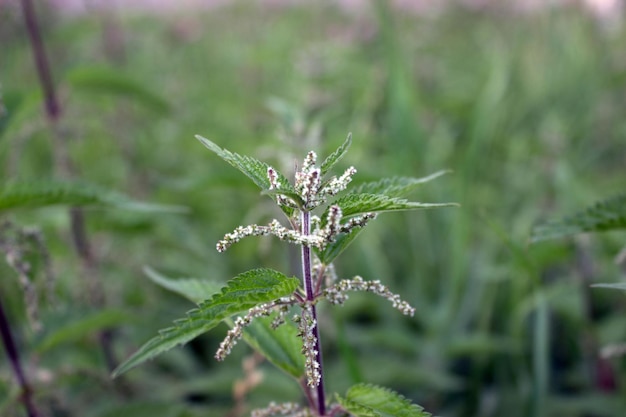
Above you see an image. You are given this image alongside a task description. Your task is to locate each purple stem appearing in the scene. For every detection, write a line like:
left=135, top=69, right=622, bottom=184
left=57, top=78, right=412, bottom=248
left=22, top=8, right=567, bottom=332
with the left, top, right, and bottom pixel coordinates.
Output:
left=20, top=0, right=61, bottom=122
left=301, top=211, right=326, bottom=416
left=0, top=296, right=39, bottom=417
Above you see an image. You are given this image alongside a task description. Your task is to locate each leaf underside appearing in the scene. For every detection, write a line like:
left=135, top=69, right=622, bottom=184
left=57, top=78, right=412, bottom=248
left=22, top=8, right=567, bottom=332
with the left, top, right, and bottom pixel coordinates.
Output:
left=112, top=268, right=299, bottom=377
left=338, top=383, right=432, bottom=417
left=531, top=194, right=626, bottom=243
left=243, top=316, right=305, bottom=379
left=316, top=226, right=364, bottom=264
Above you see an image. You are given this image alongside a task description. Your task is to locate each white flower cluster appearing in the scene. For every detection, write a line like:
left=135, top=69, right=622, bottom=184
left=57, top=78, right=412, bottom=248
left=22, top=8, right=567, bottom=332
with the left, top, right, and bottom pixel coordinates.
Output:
left=295, top=151, right=323, bottom=209
left=338, top=212, right=378, bottom=232
left=251, top=402, right=311, bottom=417
left=216, top=219, right=324, bottom=252
left=215, top=296, right=299, bottom=361
left=267, top=151, right=356, bottom=211
left=323, top=262, right=337, bottom=288
left=216, top=150, right=377, bottom=253
left=267, top=167, right=295, bottom=208
left=215, top=303, right=274, bottom=361
left=324, top=276, right=415, bottom=316
left=271, top=303, right=291, bottom=329
left=324, top=166, right=357, bottom=197
left=295, top=305, right=321, bottom=387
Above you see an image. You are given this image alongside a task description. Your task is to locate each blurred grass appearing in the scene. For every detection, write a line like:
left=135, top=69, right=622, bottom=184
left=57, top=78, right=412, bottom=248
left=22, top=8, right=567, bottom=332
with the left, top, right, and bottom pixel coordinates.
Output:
left=1, top=1, right=626, bottom=416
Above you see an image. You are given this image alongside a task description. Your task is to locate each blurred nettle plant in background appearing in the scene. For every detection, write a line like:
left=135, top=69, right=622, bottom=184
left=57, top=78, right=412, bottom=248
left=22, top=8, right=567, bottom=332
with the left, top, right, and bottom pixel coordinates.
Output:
left=113, top=134, right=456, bottom=416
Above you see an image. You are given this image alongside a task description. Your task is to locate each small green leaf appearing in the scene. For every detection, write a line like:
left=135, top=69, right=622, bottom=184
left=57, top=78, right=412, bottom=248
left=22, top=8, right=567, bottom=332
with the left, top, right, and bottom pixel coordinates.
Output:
left=531, top=194, right=626, bottom=243
left=112, top=268, right=300, bottom=377
left=144, top=266, right=222, bottom=304
left=66, top=66, right=170, bottom=114
left=338, top=384, right=432, bottom=417
left=352, top=171, right=452, bottom=198
left=196, top=135, right=297, bottom=216
left=324, top=193, right=457, bottom=222
left=0, top=181, right=186, bottom=213
left=592, top=283, right=626, bottom=291
left=261, top=188, right=304, bottom=208
left=320, top=133, right=352, bottom=175
left=315, top=227, right=364, bottom=264
left=243, top=316, right=305, bottom=379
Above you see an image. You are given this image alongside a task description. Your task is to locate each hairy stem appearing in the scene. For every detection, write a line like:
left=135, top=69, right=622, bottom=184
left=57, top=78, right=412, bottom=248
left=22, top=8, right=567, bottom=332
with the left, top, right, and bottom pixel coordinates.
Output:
left=300, top=210, right=326, bottom=416
left=0, top=295, right=39, bottom=417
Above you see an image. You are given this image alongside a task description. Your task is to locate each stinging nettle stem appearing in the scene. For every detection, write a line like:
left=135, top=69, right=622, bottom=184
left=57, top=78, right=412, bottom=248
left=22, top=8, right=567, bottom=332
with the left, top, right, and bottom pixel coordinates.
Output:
left=300, top=210, right=326, bottom=416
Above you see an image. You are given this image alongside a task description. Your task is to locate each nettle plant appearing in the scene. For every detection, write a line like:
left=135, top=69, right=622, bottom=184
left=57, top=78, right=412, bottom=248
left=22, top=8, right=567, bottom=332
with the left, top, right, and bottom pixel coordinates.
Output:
left=113, top=134, right=456, bottom=416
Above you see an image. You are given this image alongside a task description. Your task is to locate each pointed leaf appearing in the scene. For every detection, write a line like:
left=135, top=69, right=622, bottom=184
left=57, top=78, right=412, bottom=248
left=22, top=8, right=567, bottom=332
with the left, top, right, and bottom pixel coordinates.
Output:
left=112, top=268, right=300, bottom=377
left=144, top=266, right=222, bottom=304
left=261, top=188, right=304, bottom=207
left=144, top=268, right=304, bottom=378
left=243, top=316, right=305, bottom=379
left=315, top=226, right=364, bottom=265
left=0, top=181, right=186, bottom=213
left=320, top=133, right=352, bottom=175
left=338, top=384, right=432, bottom=417
left=351, top=171, right=452, bottom=198
left=323, top=193, right=457, bottom=223
left=531, top=194, right=626, bottom=243
left=196, top=135, right=297, bottom=216
left=315, top=194, right=456, bottom=262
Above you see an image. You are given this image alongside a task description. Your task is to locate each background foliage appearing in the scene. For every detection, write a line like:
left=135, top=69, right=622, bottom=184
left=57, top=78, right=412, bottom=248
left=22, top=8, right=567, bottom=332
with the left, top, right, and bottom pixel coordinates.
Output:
left=1, top=1, right=626, bottom=416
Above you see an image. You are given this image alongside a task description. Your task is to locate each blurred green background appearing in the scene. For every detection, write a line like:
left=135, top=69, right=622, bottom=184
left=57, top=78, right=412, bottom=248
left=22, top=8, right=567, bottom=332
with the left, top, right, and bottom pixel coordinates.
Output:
left=1, top=0, right=626, bottom=416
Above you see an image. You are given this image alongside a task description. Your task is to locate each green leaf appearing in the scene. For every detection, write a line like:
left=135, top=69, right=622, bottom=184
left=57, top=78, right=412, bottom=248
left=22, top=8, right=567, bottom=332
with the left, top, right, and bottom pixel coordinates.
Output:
left=351, top=171, right=452, bottom=198
left=196, top=135, right=299, bottom=215
left=144, top=266, right=222, bottom=304
left=315, top=193, right=456, bottom=263
left=591, top=283, right=626, bottom=291
left=261, top=188, right=305, bottom=207
left=145, top=268, right=304, bottom=378
left=338, top=384, right=432, bottom=417
left=112, top=268, right=300, bottom=377
left=531, top=194, right=626, bottom=242
left=323, top=193, right=457, bottom=222
left=34, top=309, right=131, bottom=353
left=66, top=67, right=170, bottom=114
left=0, top=181, right=187, bottom=213
left=243, top=316, right=305, bottom=379
left=316, top=226, right=364, bottom=265
left=320, top=132, right=352, bottom=175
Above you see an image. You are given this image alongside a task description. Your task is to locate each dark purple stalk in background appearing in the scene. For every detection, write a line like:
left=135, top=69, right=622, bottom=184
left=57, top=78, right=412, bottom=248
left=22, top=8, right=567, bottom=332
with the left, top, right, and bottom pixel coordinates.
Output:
left=20, top=0, right=119, bottom=374
left=301, top=211, right=326, bottom=416
left=0, top=297, right=39, bottom=417
left=20, top=0, right=61, bottom=122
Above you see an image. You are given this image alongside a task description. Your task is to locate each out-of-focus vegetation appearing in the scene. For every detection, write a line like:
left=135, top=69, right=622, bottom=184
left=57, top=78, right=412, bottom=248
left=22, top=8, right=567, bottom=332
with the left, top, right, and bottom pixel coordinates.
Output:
left=1, top=1, right=625, bottom=416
